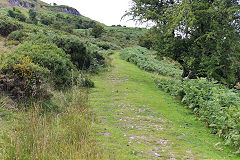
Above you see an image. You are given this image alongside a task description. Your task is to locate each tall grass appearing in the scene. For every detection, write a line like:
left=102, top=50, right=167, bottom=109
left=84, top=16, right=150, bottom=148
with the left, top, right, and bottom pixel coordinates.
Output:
left=0, top=86, right=103, bottom=159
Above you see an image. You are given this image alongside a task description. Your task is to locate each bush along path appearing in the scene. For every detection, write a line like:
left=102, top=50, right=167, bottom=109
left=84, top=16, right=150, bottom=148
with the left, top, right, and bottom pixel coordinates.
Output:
left=89, top=53, right=238, bottom=159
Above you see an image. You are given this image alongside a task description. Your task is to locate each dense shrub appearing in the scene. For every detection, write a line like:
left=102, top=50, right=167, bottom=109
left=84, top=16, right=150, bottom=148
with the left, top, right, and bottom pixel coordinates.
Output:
left=100, top=26, right=147, bottom=48
left=119, top=46, right=181, bottom=77
left=138, top=32, right=154, bottom=49
left=0, top=53, right=49, bottom=98
left=155, top=77, right=240, bottom=151
left=91, top=23, right=104, bottom=38
left=40, top=14, right=55, bottom=25
left=28, top=9, right=37, bottom=24
left=0, top=16, right=23, bottom=36
left=15, top=41, right=75, bottom=87
left=51, top=34, right=105, bottom=70
left=95, top=42, right=111, bottom=50
left=8, top=8, right=26, bottom=22
left=7, top=30, right=28, bottom=43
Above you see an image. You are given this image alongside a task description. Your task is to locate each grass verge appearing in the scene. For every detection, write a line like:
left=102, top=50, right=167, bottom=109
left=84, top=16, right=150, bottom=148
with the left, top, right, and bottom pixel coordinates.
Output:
left=0, top=86, right=103, bottom=159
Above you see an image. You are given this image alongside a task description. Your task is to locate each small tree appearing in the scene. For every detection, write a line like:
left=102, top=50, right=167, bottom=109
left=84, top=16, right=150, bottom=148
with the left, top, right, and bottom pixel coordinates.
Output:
left=91, top=23, right=104, bottom=38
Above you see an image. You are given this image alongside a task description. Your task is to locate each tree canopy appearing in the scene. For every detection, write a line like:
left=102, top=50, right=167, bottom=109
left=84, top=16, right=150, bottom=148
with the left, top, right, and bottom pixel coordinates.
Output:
left=126, top=0, right=240, bottom=86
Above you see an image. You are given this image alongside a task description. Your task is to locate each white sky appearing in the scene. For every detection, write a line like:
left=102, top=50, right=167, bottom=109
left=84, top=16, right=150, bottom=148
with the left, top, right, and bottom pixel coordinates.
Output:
left=41, top=0, right=143, bottom=27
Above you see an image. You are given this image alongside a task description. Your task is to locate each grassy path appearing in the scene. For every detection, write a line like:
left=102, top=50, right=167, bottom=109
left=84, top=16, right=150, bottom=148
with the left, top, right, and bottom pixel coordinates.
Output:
left=89, top=53, right=237, bottom=159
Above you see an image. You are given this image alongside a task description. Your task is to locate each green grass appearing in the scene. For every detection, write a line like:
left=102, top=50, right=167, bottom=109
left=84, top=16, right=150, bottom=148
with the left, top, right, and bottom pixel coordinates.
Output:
left=99, top=26, right=147, bottom=48
left=89, top=53, right=239, bottom=159
left=0, top=86, right=103, bottom=159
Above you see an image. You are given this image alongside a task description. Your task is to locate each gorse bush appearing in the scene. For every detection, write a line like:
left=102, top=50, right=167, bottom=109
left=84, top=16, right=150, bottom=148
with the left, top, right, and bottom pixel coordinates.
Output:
left=7, top=30, right=28, bottom=43
left=91, top=23, right=104, bottom=38
left=40, top=14, right=54, bottom=25
left=51, top=34, right=86, bottom=68
left=8, top=8, right=26, bottom=22
left=0, top=53, right=49, bottom=98
left=15, top=41, right=75, bottom=87
left=28, top=33, right=105, bottom=72
left=0, top=16, right=23, bottom=36
left=51, top=34, right=105, bottom=70
left=155, top=77, right=240, bottom=152
left=119, top=46, right=181, bottom=77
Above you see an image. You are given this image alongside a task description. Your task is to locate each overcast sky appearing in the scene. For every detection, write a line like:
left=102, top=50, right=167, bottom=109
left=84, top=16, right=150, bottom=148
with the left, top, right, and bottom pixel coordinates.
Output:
left=41, top=0, right=143, bottom=27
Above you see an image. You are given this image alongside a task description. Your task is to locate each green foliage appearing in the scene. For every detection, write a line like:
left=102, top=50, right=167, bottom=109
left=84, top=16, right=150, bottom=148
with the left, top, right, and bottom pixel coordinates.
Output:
left=8, top=8, right=26, bottom=22
left=92, top=41, right=120, bottom=50
left=7, top=30, right=28, bottom=43
left=155, top=77, right=240, bottom=152
left=91, top=23, right=104, bottom=38
left=119, top=46, right=181, bottom=77
left=50, top=21, right=74, bottom=33
left=138, top=29, right=155, bottom=49
left=0, top=52, right=49, bottom=98
left=28, top=9, right=38, bottom=24
left=39, top=11, right=95, bottom=30
left=1, top=87, right=101, bottom=159
left=0, top=15, right=23, bottom=36
left=126, top=0, right=240, bottom=86
left=100, top=26, right=147, bottom=48
left=73, top=71, right=94, bottom=88
left=50, top=34, right=104, bottom=71
left=40, top=14, right=55, bottom=25
left=14, top=41, right=75, bottom=87
left=95, top=41, right=110, bottom=50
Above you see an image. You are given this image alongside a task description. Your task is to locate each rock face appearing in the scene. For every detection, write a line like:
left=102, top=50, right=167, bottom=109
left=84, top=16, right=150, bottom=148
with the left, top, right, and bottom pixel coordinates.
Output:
left=59, top=7, right=80, bottom=16
left=7, top=0, right=81, bottom=16
left=8, top=0, right=36, bottom=9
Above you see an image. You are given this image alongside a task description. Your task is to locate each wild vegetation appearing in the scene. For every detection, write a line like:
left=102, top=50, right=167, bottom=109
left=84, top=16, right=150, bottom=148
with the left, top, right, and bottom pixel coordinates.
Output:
left=0, top=0, right=116, bottom=158
left=119, top=0, right=240, bottom=154
left=119, top=46, right=181, bottom=78
left=1, top=0, right=240, bottom=159
left=125, top=0, right=240, bottom=87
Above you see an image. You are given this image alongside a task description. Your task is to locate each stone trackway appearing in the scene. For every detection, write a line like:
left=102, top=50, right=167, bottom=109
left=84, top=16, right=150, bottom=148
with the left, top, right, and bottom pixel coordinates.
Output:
left=89, top=54, right=233, bottom=159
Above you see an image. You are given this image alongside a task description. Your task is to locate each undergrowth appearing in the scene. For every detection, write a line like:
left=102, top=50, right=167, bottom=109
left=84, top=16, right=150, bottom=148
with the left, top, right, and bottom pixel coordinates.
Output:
left=119, top=46, right=182, bottom=78
left=0, top=86, right=103, bottom=159
left=155, top=77, right=240, bottom=153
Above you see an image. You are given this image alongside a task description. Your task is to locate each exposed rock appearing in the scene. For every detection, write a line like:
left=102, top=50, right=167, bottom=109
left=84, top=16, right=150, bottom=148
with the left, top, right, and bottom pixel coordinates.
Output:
left=8, top=0, right=36, bottom=9
left=59, top=7, right=80, bottom=16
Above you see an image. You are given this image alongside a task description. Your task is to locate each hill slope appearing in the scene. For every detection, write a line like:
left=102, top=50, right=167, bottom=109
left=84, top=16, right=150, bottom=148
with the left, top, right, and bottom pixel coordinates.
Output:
left=0, top=0, right=81, bottom=16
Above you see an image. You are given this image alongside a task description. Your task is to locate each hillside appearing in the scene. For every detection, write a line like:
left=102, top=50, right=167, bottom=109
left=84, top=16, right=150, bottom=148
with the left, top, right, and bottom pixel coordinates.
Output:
left=0, top=0, right=80, bottom=15
left=1, top=0, right=240, bottom=159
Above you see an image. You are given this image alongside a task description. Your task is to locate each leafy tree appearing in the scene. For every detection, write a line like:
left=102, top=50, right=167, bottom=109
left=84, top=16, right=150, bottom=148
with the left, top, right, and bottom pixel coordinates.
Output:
left=91, top=23, right=104, bottom=38
left=126, top=0, right=240, bottom=86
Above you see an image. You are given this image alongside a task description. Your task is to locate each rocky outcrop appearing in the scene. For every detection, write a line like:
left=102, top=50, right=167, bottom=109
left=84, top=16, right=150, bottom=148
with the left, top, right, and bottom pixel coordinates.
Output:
left=7, top=0, right=81, bottom=16
left=8, top=0, right=36, bottom=9
left=59, top=7, right=80, bottom=16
